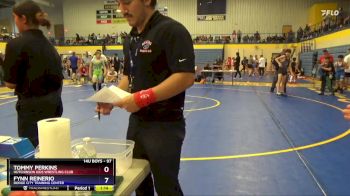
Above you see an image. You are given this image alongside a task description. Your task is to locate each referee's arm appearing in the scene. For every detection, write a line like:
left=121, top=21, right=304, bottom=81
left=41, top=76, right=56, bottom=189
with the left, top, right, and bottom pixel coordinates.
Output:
left=118, top=75, right=130, bottom=91
left=153, top=24, right=195, bottom=102
left=152, top=72, right=194, bottom=102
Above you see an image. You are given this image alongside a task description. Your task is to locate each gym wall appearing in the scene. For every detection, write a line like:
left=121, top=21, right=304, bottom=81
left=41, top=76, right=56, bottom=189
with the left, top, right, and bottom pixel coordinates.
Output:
left=314, top=29, right=350, bottom=49
left=61, top=0, right=349, bottom=37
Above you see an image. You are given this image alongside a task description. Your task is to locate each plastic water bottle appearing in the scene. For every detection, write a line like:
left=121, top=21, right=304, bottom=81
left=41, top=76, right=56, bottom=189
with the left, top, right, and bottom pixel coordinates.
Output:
left=73, top=145, right=88, bottom=158
left=83, top=137, right=97, bottom=158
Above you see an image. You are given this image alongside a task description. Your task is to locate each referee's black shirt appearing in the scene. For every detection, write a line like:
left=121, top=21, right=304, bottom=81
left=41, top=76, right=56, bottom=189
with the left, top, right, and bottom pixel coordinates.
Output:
left=123, top=11, right=195, bottom=121
left=3, top=29, right=63, bottom=98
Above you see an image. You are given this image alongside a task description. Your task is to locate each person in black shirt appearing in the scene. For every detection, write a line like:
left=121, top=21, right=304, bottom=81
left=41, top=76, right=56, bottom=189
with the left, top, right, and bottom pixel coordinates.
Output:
left=234, top=52, right=241, bottom=79
left=319, top=56, right=335, bottom=95
left=270, top=49, right=290, bottom=93
left=97, top=0, right=194, bottom=195
left=113, top=53, right=121, bottom=74
left=290, top=57, right=298, bottom=83
left=241, top=56, right=248, bottom=75
left=3, top=0, right=63, bottom=147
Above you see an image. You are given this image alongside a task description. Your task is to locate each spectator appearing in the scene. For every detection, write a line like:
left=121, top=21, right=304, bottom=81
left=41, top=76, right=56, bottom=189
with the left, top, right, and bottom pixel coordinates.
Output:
left=234, top=52, right=241, bottom=79
left=258, top=55, right=266, bottom=77
left=77, top=63, right=88, bottom=84
left=242, top=35, right=248, bottom=43
left=343, top=104, right=350, bottom=120
left=344, top=48, right=350, bottom=90
left=253, top=55, right=259, bottom=75
left=297, top=27, right=303, bottom=42
left=113, top=53, right=121, bottom=74
left=317, top=49, right=334, bottom=77
left=289, top=57, right=298, bottom=83
left=287, top=30, right=294, bottom=42
left=105, top=67, right=118, bottom=83
left=194, top=65, right=204, bottom=83
left=304, top=24, right=310, bottom=36
left=82, top=51, right=92, bottom=68
left=336, top=7, right=344, bottom=27
left=3, top=0, right=63, bottom=147
left=241, top=56, right=248, bottom=74
left=225, top=56, right=232, bottom=70
left=204, top=63, right=211, bottom=70
left=247, top=55, right=254, bottom=76
left=237, top=30, right=242, bottom=43
left=334, top=55, right=346, bottom=93
left=345, top=48, right=350, bottom=64
left=69, top=51, right=78, bottom=82
left=311, top=51, right=318, bottom=77
left=0, top=52, right=4, bottom=86
left=75, top=33, right=80, bottom=42
left=254, top=31, right=260, bottom=42
left=232, top=30, right=236, bottom=43
left=62, top=57, right=70, bottom=78
left=318, top=56, right=335, bottom=95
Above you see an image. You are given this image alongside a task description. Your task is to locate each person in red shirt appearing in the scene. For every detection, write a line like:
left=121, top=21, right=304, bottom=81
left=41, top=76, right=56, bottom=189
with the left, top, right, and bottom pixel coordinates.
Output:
left=343, top=105, right=350, bottom=120
left=78, top=64, right=88, bottom=84
left=319, top=49, right=334, bottom=64
left=225, top=56, right=232, bottom=70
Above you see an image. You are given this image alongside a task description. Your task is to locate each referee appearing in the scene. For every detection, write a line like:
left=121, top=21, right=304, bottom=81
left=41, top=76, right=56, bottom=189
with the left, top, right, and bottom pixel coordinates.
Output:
left=97, top=0, right=195, bottom=195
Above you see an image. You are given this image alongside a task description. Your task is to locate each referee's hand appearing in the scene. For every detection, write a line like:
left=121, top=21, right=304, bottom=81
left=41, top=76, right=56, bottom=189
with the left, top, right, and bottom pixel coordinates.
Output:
left=95, top=103, right=113, bottom=115
left=114, top=95, right=140, bottom=113
left=343, top=104, right=350, bottom=120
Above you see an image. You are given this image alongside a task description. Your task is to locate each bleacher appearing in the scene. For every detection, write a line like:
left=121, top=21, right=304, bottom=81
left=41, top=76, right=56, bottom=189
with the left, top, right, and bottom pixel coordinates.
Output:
left=103, top=50, right=123, bottom=57
left=300, top=45, right=350, bottom=76
left=194, top=49, right=223, bottom=67
left=103, top=49, right=223, bottom=68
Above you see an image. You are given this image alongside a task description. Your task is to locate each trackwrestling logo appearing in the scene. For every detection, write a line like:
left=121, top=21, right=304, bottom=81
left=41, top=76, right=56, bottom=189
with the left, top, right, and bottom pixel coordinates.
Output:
left=321, top=10, right=339, bottom=17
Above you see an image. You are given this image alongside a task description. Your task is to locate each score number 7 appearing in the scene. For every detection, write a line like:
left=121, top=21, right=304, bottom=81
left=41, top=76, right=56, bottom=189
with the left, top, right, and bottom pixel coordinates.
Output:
left=103, top=166, right=111, bottom=183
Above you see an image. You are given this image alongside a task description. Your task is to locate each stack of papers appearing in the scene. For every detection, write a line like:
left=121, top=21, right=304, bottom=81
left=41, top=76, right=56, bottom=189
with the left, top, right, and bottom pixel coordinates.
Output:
left=0, top=136, right=11, bottom=143
left=84, top=85, right=131, bottom=103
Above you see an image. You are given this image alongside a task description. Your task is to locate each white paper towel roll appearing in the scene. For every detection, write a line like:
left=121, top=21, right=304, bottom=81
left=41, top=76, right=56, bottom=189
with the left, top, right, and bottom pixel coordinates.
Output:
left=37, top=118, right=72, bottom=158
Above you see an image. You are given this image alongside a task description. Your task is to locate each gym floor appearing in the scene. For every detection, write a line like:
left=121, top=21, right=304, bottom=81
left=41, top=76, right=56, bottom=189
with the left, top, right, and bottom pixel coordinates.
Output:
left=1, top=76, right=350, bottom=195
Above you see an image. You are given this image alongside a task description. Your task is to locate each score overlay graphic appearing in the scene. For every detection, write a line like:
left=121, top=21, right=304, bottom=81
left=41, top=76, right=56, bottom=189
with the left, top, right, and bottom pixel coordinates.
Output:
left=7, top=159, right=115, bottom=191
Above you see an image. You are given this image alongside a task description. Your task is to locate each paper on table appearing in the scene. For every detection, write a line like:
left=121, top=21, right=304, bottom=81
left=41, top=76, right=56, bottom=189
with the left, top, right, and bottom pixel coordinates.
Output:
left=0, top=136, right=11, bottom=143
left=84, top=85, right=131, bottom=103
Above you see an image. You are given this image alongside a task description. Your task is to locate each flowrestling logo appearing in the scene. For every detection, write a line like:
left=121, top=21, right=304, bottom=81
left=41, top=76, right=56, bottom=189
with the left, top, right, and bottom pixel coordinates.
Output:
left=321, top=9, right=340, bottom=17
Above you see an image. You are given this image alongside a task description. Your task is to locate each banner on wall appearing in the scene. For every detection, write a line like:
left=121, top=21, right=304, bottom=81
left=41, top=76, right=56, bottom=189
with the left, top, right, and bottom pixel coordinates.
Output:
left=96, top=9, right=127, bottom=24
left=96, top=10, right=112, bottom=24
left=112, top=10, right=127, bottom=24
left=104, top=0, right=117, bottom=4
left=96, top=10, right=112, bottom=14
left=104, top=4, right=118, bottom=10
left=197, top=15, right=226, bottom=21
left=97, top=20, right=112, bottom=24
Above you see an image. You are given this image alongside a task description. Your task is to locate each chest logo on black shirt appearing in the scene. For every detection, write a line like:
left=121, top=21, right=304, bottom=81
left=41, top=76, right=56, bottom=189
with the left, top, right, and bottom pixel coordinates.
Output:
left=140, top=40, right=152, bottom=53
